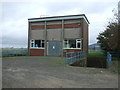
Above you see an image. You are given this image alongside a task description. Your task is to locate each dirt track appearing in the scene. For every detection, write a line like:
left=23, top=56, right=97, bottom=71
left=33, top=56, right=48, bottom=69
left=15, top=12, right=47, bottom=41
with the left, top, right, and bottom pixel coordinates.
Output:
left=2, top=56, right=118, bottom=88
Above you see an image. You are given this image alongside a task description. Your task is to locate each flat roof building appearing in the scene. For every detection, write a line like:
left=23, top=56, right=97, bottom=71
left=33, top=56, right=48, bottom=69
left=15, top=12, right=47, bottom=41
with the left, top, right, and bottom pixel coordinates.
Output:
left=28, top=14, right=89, bottom=56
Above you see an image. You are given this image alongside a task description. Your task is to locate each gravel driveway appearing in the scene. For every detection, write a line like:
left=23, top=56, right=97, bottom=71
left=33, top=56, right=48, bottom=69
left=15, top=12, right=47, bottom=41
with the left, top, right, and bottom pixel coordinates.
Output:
left=2, top=56, right=118, bottom=88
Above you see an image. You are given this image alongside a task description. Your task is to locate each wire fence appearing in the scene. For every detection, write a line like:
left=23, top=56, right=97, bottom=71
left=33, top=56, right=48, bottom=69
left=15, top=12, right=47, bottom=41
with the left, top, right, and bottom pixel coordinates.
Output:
left=66, top=51, right=86, bottom=64
left=107, top=51, right=120, bottom=57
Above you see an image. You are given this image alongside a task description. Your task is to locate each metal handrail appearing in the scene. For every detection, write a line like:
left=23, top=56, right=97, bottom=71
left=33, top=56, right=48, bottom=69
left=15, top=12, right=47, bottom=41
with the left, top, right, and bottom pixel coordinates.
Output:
left=66, top=51, right=86, bottom=64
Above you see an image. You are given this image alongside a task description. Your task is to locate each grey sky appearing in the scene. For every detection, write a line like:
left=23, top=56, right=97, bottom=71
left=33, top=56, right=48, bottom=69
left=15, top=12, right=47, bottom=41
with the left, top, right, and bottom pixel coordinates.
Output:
left=1, top=0, right=119, bottom=48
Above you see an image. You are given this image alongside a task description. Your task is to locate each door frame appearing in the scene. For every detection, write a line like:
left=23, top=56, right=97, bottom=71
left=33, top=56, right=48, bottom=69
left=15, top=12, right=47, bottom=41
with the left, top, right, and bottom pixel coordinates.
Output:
left=47, top=41, right=61, bottom=56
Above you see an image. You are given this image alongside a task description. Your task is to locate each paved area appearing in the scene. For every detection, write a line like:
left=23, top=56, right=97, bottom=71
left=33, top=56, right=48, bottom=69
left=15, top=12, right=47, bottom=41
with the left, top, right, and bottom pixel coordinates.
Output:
left=2, top=56, right=118, bottom=88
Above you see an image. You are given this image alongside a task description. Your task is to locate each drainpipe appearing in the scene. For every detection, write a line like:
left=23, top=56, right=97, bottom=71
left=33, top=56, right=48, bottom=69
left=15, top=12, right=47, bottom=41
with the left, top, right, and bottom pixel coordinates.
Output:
left=81, top=19, right=83, bottom=52
left=44, top=21, right=47, bottom=56
left=61, top=20, right=64, bottom=57
left=28, top=22, right=31, bottom=56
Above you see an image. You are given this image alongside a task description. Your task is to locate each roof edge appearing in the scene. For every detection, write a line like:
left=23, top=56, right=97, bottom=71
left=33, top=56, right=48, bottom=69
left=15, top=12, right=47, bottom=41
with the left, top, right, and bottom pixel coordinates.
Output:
left=28, top=14, right=90, bottom=24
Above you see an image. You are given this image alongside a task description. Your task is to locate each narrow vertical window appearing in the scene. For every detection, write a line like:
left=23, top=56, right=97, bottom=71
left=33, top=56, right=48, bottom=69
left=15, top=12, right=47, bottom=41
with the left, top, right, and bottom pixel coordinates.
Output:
left=31, top=40, right=35, bottom=47
left=35, top=40, right=41, bottom=47
left=69, top=40, right=76, bottom=48
left=76, top=39, right=81, bottom=48
left=64, top=40, right=69, bottom=48
left=41, top=40, right=44, bottom=48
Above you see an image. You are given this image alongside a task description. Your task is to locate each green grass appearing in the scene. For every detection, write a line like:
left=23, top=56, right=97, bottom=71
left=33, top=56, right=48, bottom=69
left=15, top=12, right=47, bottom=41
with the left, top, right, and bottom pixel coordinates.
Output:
left=88, top=50, right=105, bottom=57
left=2, top=48, right=28, bottom=57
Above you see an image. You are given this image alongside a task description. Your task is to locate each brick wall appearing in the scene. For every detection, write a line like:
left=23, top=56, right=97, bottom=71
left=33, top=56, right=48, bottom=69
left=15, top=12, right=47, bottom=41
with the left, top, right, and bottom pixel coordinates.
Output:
left=82, top=19, right=88, bottom=54
left=31, top=23, right=81, bottom=30
left=64, top=23, right=80, bottom=28
left=31, top=25, right=44, bottom=30
left=30, top=49, right=44, bottom=56
left=63, top=49, right=81, bottom=57
left=47, top=24, right=62, bottom=29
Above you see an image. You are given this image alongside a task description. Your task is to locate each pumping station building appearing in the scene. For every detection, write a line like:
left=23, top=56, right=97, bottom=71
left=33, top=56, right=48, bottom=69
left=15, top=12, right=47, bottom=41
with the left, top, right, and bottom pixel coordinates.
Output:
left=28, top=14, right=89, bottom=56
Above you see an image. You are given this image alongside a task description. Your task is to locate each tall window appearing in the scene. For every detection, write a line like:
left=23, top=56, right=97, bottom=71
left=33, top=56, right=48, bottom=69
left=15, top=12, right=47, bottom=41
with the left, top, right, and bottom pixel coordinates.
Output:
left=69, top=40, right=76, bottom=48
left=64, top=40, right=69, bottom=48
left=64, top=39, right=81, bottom=49
left=31, top=40, right=34, bottom=47
left=76, top=39, right=81, bottom=48
left=30, top=40, right=44, bottom=48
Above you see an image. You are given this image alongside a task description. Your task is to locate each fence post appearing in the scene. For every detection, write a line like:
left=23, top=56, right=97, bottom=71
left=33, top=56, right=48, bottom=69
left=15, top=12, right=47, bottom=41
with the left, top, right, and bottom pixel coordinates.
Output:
left=80, top=52, right=82, bottom=60
left=74, top=52, right=76, bottom=62
left=66, top=53, right=68, bottom=64
left=70, top=52, right=73, bottom=64
left=77, top=52, right=79, bottom=61
left=107, top=52, right=112, bottom=68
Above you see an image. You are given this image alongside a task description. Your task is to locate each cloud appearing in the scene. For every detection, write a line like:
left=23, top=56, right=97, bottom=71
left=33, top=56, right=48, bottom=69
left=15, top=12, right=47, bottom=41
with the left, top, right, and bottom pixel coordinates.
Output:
left=1, top=0, right=119, bottom=3
left=1, top=0, right=119, bottom=48
left=38, top=1, right=116, bottom=15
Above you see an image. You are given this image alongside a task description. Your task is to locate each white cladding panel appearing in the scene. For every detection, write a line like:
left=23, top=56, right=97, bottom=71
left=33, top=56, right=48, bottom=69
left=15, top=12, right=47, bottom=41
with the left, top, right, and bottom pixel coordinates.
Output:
left=31, top=30, right=44, bottom=39
left=64, top=28, right=81, bottom=39
left=47, top=30, right=61, bottom=41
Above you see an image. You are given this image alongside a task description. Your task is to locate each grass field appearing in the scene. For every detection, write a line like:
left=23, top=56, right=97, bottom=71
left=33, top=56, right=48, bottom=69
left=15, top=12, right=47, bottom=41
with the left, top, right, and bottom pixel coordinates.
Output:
left=1, top=48, right=28, bottom=57
left=88, top=50, right=105, bottom=57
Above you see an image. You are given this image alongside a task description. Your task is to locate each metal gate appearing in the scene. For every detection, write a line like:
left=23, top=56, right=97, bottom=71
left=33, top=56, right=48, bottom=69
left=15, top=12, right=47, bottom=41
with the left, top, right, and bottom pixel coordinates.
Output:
left=47, top=41, right=61, bottom=56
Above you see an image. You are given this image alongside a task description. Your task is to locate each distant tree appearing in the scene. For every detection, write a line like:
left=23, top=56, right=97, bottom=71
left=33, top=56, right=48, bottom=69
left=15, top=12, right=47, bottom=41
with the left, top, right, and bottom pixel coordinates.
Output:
left=97, top=8, right=120, bottom=51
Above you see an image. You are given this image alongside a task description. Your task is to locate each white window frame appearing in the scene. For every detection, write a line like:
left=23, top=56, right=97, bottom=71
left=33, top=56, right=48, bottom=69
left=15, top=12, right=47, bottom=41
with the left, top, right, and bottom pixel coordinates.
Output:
left=30, top=39, right=35, bottom=48
left=64, top=40, right=69, bottom=48
left=41, top=40, right=45, bottom=48
left=30, top=39, right=45, bottom=49
left=76, top=39, right=81, bottom=49
left=63, top=39, right=82, bottom=49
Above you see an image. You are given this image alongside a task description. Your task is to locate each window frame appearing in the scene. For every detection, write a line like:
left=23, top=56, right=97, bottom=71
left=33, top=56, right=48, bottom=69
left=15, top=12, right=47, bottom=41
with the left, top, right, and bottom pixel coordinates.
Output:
left=63, top=39, right=82, bottom=49
left=76, top=39, right=82, bottom=49
left=30, top=39, right=45, bottom=49
left=64, top=40, right=69, bottom=48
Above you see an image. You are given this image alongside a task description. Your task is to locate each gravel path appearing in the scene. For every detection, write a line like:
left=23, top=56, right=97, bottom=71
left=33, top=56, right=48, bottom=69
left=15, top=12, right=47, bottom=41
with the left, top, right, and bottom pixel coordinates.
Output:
left=2, top=56, right=118, bottom=88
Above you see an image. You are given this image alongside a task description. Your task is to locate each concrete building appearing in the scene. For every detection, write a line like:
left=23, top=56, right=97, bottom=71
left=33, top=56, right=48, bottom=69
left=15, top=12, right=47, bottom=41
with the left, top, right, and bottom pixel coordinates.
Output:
left=28, top=14, right=89, bottom=56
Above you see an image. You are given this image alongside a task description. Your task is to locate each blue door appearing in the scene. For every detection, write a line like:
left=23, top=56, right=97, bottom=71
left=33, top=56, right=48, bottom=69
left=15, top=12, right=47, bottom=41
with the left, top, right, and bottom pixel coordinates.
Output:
left=47, top=41, right=61, bottom=56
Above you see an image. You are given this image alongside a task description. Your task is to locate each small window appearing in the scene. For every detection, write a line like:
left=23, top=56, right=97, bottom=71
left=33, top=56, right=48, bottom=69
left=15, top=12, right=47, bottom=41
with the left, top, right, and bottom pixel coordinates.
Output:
left=31, top=40, right=34, bottom=43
